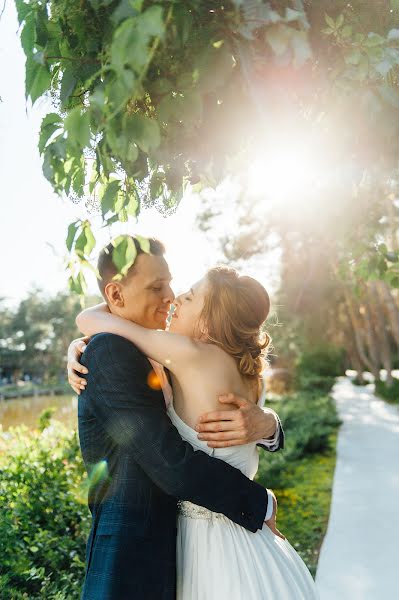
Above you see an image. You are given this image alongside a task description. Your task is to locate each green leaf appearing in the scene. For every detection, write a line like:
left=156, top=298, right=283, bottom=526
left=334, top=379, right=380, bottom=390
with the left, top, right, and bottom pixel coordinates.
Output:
left=39, top=113, right=62, bottom=154
left=150, top=172, right=164, bottom=199
left=89, top=0, right=114, bottom=9
left=120, top=67, right=136, bottom=93
left=20, top=14, right=35, bottom=55
left=175, top=6, right=193, bottom=45
left=138, top=5, right=164, bottom=38
left=74, top=223, right=95, bottom=257
left=111, top=18, right=148, bottom=72
left=341, top=25, right=352, bottom=38
left=336, top=14, right=344, bottom=28
left=60, top=68, right=77, bottom=106
left=119, top=207, right=128, bottom=222
left=365, top=33, right=385, bottom=47
left=83, top=223, right=96, bottom=256
left=51, top=138, right=67, bottom=159
left=111, top=6, right=164, bottom=73
left=345, top=49, right=362, bottom=66
left=35, top=8, right=48, bottom=48
left=42, top=148, right=54, bottom=182
left=112, top=235, right=137, bottom=276
left=15, top=0, right=32, bottom=24
left=125, top=114, right=160, bottom=153
left=126, top=192, right=139, bottom=217
left=111, top=0, right=141, bottom=25
left=74, top=230, right=87, bottom=257
left=65, top=108, right=91, bottom=148
left=66, top=221, right=79, bottom=252
left=196, top=45, right=234, bottom=93
left=25, top=56, right=51, bottom=103
left=135, top=235, right=150, bottom=253
left=69, top=271, right=87, bottom=295
left=72, top=165, right=85, bottom=195
left=101, top=180, right=120, bottom=216
left=325, top=14, right=335, bottom=29
left=114, top=189, right=125, bottom=213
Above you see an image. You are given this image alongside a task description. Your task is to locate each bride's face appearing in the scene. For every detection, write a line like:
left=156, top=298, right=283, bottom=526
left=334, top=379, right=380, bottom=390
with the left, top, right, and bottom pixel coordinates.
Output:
left=169, top=277, right=208, bottom=338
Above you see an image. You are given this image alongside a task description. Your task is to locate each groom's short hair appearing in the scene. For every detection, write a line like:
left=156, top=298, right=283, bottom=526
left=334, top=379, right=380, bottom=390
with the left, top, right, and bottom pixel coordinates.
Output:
left=97, top=236, right=165, bottom=297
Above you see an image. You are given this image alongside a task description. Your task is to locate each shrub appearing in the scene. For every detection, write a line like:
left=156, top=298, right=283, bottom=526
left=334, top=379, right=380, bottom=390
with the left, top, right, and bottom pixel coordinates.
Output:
left=296, top=371, right=336, bottom=394
left=297, top=345, right=344, bottom=378
left=257, top=387, right=341, bottom=574
left=375, top=379, right=399, bottom=403
left=258, top=392, right=341, bottom=489
left=0, top=422, right=90, bottom=599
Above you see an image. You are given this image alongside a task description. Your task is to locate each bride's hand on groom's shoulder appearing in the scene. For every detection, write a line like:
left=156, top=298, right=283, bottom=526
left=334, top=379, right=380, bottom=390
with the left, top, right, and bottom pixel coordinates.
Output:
left=196, top=394, right=277, bottom=448
left=264, top=490, right=286, bottom=540
left=67, top=337, right=90, bottom=395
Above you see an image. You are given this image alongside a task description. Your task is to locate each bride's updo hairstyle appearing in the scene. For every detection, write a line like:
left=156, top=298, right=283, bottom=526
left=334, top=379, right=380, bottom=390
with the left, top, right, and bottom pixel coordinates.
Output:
left=198, top=266, right=272, bottom=379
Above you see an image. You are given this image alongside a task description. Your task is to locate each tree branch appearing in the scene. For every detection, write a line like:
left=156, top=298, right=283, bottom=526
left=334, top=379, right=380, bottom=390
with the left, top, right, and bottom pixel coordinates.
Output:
left=0, top=0, right=7, bottom=20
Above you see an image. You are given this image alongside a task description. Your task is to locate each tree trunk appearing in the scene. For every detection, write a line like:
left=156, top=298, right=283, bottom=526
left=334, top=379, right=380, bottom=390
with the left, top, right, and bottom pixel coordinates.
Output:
left=361, top=297, right=381, bottom=381
left=376, top=280, right=399, bottom=349
left=343, top=288, right=378, bottom=377
left=368, top=281, right=393, bottom=387
left=345, top=332, right=365, bottom=384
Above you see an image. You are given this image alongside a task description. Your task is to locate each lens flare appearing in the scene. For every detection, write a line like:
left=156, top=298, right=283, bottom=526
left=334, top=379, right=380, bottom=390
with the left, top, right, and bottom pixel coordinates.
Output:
left=147, top=370, right=162, bottom=390
left=88, top=460, right=109, bottom=488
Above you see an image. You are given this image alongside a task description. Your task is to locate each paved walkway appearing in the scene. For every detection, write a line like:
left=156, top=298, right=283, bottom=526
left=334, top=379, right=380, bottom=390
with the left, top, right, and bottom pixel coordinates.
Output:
left=315, top=377, right=399, bottom=599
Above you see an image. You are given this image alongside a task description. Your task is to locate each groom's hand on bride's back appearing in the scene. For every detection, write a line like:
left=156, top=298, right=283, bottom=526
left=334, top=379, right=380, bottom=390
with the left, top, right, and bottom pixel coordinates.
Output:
left=195, top=393, right=278, bottom=448
left=264, top=490, right=285, bottom=540
left=67, top=337, right=90, bottom=395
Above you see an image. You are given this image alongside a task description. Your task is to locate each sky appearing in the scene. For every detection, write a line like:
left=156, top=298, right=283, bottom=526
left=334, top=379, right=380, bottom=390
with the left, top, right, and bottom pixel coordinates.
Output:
left=0, top=2, right=279, bottom=308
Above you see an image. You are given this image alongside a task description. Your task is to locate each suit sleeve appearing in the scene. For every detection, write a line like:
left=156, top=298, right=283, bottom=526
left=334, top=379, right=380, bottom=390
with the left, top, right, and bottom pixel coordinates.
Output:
left=257, top=411, right=285, bottom=452
left=83, top=333, right=268, bottom=533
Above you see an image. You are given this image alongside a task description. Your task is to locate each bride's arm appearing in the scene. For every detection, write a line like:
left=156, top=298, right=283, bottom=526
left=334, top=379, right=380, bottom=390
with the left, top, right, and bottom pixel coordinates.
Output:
left=76, top=303, right=200, bottom=372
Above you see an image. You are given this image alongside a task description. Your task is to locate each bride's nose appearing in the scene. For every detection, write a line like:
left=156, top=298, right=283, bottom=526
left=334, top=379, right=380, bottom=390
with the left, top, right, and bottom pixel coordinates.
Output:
left=174, top=295, right=183, bottom=307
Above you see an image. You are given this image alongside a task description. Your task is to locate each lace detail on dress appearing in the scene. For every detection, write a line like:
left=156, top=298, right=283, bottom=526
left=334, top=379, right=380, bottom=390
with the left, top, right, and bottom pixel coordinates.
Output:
left=178, top=500, right=225, bottom=521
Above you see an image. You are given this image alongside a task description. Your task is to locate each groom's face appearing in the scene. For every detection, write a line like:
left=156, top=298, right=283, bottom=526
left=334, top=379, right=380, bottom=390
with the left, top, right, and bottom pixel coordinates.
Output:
left=116, top=253, right=174, bottom=329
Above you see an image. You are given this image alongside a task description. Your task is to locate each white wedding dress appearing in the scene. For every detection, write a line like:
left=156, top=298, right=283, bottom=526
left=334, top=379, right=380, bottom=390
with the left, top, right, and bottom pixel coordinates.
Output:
left=167, top=391, right=319, bottom=600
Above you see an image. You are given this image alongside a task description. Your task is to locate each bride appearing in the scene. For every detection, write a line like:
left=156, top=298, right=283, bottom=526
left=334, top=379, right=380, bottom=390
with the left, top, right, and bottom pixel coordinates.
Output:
left=73, top=265, right=319, bottom=599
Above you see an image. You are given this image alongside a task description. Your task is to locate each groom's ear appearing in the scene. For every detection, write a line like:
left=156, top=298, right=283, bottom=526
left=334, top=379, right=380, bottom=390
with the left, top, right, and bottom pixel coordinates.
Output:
left=104, top=282, right=125, bottom=308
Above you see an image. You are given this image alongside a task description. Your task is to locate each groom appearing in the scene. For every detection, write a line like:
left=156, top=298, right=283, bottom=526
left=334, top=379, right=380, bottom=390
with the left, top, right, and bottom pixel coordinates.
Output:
left=73, top=236, right=284, bottom=599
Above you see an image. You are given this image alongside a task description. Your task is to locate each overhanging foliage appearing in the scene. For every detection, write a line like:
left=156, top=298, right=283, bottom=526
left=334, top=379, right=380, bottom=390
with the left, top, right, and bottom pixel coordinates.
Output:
left=15, top=0, right=399, bottom=291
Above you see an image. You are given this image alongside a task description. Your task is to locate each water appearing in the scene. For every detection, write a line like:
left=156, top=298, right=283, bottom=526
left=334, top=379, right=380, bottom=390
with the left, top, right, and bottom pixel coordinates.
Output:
left=0, top=394, right=78, bottom=431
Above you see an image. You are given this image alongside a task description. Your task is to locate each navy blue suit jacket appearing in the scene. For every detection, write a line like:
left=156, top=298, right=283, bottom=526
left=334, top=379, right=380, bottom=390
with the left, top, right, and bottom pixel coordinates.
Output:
left=78, top=333, right=278, bottom=600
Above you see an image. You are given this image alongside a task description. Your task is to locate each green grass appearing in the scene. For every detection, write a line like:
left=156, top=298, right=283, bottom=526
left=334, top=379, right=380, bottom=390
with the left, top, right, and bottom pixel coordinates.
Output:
left=272, top=433, right=337, bottom=576
left=256, top=391, right=340, bottom=577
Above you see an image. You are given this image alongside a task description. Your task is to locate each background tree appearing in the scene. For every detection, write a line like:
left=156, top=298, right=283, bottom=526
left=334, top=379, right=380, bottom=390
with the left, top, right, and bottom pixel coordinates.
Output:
left=196, top=173, right=399, bottom=391
left=0, top=290, right=100, bottom=383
